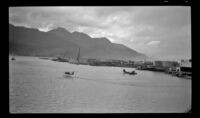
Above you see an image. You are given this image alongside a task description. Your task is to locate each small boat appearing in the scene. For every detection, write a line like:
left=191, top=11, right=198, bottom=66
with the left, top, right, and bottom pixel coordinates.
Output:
left=65, top=71, right=75, bottom=75
left=11, top=57, right=16, bottom=61
left=123, top=69, right=137, bottom=75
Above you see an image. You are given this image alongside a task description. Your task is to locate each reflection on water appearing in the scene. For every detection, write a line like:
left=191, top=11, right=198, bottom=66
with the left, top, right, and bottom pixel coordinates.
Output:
left=9, top=56, right=191, bottom=113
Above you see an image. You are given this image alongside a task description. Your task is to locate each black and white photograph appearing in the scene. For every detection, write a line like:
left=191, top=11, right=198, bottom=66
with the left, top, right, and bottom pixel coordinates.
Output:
left=9, top=6, right=191, bottom=113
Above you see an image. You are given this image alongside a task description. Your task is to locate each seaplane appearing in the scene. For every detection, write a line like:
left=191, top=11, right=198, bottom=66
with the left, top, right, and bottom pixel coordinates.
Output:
left=123, top=69, right=137, bottom=75
left=63, top=71, right=75, bottom=78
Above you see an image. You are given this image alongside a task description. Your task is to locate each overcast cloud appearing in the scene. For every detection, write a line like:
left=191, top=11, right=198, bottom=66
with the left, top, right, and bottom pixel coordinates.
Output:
left=9, top=6, right=191, bottom=60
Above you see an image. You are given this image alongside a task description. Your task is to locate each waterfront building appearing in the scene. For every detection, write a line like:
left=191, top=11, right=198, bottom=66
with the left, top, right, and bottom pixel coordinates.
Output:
left=87, top=59, right=100, bottom=64
left=179, top=59, right=192, bottom=76
left=134, top=61, right=144, bottom=66
left=69, top=58, right=79, bottom=64
left=153, top=61, right=166, bottom=71
left=144, top=61, right=154, bottom=67
left=128, top=61, right=135, bottom=67
left=78, top=58, right=89, bottom=65
left=134, top=61, right=154, bottom=70
left=109, top=59, right=124, bottom=66
left=154, top=61, right=179, bottom=72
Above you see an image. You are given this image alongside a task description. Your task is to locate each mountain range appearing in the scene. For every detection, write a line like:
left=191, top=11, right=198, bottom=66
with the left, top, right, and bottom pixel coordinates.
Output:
left=9, top=24, right=148, bottom=61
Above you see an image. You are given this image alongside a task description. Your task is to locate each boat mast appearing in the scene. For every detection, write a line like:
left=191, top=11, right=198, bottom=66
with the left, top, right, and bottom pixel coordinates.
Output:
left=77, top=48, right=80, bottom=64
left=11, top=35, right=16, bottom=60
left=63, top=50, right=67, bottom=58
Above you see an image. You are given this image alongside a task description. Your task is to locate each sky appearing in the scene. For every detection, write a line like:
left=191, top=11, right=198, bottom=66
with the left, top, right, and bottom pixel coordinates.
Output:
left=9, top=6, right=191, bottom=61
